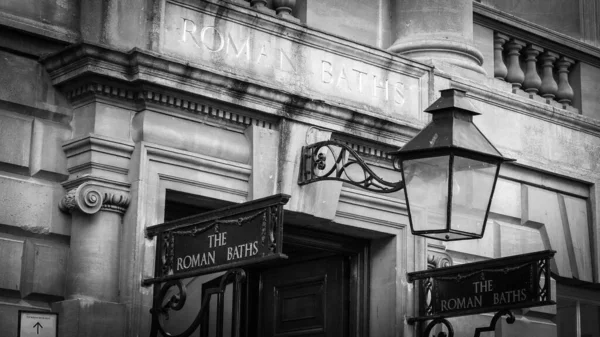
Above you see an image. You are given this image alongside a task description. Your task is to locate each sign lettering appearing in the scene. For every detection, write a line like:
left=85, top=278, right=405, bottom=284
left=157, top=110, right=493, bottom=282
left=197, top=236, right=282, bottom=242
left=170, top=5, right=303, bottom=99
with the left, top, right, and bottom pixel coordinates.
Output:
left=408, top=250, right=555, bottom=321
left=144, top=194, right=290, bottom=285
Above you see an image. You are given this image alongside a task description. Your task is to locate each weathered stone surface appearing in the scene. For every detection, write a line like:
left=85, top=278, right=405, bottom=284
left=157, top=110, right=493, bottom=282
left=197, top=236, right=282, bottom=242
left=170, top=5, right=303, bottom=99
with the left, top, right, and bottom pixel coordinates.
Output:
left=447, top=220, right=498, bottom=258
left=132, top=110, right=250, bottom=164
left=0, top=112, right=32, bottom=172
left=0, top=303, right=52, bottom=337
left=72, top=102, right=133, bottom=140
left=30, top=118, right=70, bottom=179
left=305, top=0, right=392, bottom=48
left=0, top=175, right=70, bottom=235
left=480, top=0, right=580, bottom=40
left=575, top=62, right=600, bottom=121
left=335, top=187, right=407, bottom=235
left=67, top=211, right=121, bottom=302
left=497, top=219, right=545, bottom=258
left=389, top=0, right=484, bottom=74
left=521, top=185, right=594, bottom=281
left=0, top=0, right=79, bottom=40
left=161, top=0, right=429, bottom=125
left=471, top=97, right=600, bottom=181
left=0, top=51, right=71, bottom=120
left=21, top=240, right=68, bottom=298
left=0, top=237, right=24, bottom=291
left=245, top=125, right=279, bottom=199
left=474, top=24, right=495, bottom=76
left=52, top=299, right=126, bottom=337
left=489, top=178, right=521, bottom=219
left=561, top=194, right=592, bottom=281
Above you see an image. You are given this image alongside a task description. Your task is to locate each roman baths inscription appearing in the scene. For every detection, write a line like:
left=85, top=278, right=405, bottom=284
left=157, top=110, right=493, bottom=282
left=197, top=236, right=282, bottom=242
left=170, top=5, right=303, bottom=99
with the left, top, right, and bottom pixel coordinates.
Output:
left=143, top=194, right=289, bottom=284
left=175, top=231, right=261, bottom=272
left=162, top=1, right=428, bottom=122
left=407, top=251, right=555, bottom=319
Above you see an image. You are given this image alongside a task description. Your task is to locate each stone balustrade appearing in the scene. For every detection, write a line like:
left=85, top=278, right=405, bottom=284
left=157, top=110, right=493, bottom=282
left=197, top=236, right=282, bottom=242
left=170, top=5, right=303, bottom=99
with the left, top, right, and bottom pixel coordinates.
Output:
left=493, top=32, right=576, bottom=109
left=231, top=0, right=300, bottom=22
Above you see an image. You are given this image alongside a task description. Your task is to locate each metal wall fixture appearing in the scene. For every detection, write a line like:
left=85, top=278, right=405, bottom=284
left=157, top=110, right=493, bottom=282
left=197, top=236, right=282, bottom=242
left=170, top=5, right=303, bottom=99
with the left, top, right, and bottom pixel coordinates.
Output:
left=298, top=88, right=515, bottom=241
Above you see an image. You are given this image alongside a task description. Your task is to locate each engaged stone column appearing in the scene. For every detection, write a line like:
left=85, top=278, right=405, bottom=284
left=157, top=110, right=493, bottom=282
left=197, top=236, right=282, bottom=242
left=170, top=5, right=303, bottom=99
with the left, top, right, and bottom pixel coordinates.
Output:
left=54, top=182, right=130, bottom=337
left=59, top=182, right=130, bottom=301
left=388, top=0, right=484, bottom=74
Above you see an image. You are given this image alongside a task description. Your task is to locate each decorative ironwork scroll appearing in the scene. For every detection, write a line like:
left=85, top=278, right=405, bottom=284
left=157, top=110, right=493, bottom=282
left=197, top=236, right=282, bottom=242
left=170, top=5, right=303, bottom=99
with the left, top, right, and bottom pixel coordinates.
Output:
left=407, top=250, right=555, bottom=324
left=423, top=317, right=454, bottom=337
left=144, top=194, right=290, bottom=285
left=148, top=268, right=246, bottom=337
left=473, top=309, right=515, bottom=337
left=298, top=140, right=404, bottom=193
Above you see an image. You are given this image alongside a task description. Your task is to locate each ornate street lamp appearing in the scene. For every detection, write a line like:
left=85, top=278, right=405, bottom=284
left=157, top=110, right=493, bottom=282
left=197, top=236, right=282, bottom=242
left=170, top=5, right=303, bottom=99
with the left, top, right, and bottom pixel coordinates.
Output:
left=298, top=89, right=515, bottom=241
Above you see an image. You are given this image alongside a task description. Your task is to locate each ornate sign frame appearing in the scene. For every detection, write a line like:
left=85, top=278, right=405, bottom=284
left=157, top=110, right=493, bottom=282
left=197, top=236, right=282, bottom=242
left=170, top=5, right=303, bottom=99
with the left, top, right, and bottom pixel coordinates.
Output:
left=143, top=194, right=290, bottom=337
left=408, top=250, right=555, bottom=323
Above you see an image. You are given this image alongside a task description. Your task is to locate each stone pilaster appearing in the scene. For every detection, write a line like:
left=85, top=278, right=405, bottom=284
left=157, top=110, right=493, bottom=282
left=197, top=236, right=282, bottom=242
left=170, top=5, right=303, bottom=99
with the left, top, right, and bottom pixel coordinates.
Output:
left=388, top=0, right=484, bottom=74
left=54, top=181, right=130, bottom=337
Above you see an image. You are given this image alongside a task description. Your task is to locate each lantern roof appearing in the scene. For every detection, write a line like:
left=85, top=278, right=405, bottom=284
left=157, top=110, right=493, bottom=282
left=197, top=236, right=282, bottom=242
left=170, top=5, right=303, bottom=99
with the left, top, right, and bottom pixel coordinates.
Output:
left=391, top=89, right=514, bottom=162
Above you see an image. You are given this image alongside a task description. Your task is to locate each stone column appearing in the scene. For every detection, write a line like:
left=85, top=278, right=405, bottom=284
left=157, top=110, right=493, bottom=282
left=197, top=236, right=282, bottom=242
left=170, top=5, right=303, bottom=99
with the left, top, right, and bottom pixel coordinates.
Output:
left=53, top=182, right=130, bottom=337
left=388, top=0, right=484, bottom=74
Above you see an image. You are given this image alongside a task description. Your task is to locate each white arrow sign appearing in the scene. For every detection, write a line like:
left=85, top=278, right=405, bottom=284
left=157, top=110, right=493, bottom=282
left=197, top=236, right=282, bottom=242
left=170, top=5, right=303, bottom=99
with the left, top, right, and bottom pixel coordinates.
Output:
left=18, top=311, right=58, bottom=337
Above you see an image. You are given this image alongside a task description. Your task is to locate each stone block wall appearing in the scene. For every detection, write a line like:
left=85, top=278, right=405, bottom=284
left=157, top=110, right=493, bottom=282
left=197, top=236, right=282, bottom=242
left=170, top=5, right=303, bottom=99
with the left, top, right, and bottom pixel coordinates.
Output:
left=0, top=37, right=72, bottom=337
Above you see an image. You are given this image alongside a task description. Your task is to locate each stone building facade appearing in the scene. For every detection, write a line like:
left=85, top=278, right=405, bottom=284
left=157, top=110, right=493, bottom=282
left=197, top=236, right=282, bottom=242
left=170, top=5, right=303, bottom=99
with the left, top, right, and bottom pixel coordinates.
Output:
left=0, top=0, right=599, bottom=336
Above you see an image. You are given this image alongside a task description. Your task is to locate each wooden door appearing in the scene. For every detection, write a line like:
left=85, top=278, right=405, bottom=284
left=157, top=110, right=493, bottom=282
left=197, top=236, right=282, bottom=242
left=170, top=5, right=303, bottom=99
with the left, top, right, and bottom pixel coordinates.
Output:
left=258, top=255, right=349, bottom=337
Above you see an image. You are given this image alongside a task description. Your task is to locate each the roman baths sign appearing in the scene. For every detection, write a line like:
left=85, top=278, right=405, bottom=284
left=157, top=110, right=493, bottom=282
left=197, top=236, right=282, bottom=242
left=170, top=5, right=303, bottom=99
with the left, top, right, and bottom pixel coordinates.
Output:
left=143, top=194, right=289, bottom=285
left=408, top=250, right=556, bottom=321
left=161, top=0, right=430, bottom=123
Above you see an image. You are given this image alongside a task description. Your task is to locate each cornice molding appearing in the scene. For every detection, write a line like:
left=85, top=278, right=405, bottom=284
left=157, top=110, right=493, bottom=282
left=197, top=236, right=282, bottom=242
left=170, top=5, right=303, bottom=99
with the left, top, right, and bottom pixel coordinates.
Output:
left=63, top=134, right=136, bottom=160
left=59, top=181, right=130, bottom=215
left=40, top=43, right=424, bottom=147
left=450, top=80, right=600, bottom=137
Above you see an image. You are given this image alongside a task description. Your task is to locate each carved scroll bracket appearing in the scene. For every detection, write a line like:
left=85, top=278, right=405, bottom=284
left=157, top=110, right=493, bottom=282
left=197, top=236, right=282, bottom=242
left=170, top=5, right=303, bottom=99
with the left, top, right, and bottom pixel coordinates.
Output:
left=59, top=181, right=131, bottom=215
left=427, top=243, right=453, bottom=270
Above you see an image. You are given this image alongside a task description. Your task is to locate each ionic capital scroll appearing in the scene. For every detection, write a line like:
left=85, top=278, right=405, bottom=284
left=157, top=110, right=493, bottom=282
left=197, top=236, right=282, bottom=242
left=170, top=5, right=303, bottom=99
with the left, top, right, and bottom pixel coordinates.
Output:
left=59, top=182, right=130, bottom=215
left=427, top=244, right=453, bottom=270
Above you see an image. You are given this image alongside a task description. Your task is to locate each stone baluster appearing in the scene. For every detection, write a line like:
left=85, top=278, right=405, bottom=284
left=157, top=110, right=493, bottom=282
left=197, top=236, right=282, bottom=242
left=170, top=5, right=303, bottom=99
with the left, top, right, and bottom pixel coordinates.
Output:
left=250, top=0, right=266, bottom=8
left=504, top=39, right=526, bottom=92
left=251, top=0, right=274, bottom=14
left=539, top=51, right=559, bottom=103
left=555, top=56, right=575, bottom=107
left=493, top=32, right=509, bottom=79
left=273, top=0, right=299, bottom=22
left=522, top=44, right=543, bottom=98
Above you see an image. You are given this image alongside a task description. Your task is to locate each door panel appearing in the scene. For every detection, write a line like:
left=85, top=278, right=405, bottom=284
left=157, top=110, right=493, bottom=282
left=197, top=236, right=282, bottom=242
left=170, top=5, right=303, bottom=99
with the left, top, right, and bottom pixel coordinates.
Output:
left=260, top=256, right=348, bottom=337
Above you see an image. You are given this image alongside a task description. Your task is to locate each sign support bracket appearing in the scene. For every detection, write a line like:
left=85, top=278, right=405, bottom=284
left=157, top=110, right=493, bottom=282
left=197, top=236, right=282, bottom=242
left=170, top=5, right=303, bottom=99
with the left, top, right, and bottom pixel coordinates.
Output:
left=418, top=309, right=516, bottom=337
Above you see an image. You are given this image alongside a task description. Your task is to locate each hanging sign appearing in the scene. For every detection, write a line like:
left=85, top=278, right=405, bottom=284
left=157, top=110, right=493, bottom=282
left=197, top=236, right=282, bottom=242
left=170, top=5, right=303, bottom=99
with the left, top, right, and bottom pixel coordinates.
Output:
left=143, top=194, right=290, bottom=285
left=407, top=250, right=556, bottom=322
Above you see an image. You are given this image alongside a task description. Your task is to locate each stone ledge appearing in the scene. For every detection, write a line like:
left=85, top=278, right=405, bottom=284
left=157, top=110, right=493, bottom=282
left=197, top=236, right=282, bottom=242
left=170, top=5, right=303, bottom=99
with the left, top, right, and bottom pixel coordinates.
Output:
left=41, top=43, right=422, bottom=147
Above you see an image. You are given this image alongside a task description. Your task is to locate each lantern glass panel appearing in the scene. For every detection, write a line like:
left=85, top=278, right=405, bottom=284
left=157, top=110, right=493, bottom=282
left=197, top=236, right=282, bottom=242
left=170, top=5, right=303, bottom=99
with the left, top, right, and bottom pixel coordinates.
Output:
left=402, top=155, right=450, bottom=233
left=450, top=155, right=498, bottom=236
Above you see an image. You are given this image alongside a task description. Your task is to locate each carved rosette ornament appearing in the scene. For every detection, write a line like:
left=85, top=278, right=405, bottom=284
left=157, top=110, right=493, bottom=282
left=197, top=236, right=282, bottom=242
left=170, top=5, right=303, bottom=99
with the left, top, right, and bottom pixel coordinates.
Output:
left=59, top=182, right=130, bottom=215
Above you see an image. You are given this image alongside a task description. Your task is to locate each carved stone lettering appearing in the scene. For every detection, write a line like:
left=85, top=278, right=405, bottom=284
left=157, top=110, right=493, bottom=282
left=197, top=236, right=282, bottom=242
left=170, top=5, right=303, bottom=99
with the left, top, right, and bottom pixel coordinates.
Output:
left=162, top=2, right=428, bottom=122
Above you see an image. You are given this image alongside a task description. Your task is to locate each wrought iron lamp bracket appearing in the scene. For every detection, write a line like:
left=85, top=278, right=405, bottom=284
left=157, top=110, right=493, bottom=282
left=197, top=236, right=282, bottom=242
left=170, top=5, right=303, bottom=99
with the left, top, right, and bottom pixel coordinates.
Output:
left=298, top=140, right=404, bottom=193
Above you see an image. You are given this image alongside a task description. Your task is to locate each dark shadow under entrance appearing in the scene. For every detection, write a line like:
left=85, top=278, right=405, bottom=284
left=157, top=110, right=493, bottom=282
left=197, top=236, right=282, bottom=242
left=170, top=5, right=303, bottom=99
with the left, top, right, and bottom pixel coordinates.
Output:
left=161, top=195, right=368, bottom=337
left=195, top=229, right=368, bottom=337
